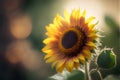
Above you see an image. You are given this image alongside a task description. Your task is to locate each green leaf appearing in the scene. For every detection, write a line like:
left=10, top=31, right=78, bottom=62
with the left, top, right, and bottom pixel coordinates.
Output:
left=97, top=49, right=116, bottom=69
left=105, top=16, right=119, bottom=30
left=66, top=70, right=84, bottom=80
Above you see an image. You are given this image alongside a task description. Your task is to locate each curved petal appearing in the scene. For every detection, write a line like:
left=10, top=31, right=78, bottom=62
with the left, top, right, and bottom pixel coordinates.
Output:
left=65, top=59, right=74, bottom=72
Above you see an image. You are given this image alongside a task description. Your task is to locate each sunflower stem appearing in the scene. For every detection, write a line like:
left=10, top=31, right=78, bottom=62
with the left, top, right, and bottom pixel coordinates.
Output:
left=85, top=62, right=91, bottom=80
left=97, top=70, right=103, bottom=80
left=96, top=66, right=103, bottom=80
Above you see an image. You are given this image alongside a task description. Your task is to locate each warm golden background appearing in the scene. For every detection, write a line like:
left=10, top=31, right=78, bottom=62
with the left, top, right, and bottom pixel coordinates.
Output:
left=0, top=0, right=119, bottom=80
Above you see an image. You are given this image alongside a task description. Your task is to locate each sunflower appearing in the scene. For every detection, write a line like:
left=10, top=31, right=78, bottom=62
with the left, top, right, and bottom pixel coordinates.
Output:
left=42, top=9, right=98, bottom=73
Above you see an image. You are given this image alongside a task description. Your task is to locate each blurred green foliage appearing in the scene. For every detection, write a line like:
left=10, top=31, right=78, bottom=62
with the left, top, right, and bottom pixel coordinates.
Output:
left=46, top=78, right=56, bottom=80
left=102, top=15, right=119, bottom=55
left=105, top=16, right=119, bottom=34
left=66, top=70, right=84, bottom=80
left=101, top=15, right=120, bottom=75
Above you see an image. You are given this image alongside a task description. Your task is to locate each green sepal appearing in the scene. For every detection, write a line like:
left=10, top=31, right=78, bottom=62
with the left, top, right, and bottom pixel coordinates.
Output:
left=97, top=49, right=116, bottom=69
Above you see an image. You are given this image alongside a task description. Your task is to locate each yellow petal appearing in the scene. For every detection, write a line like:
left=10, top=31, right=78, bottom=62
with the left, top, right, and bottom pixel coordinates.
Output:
left=73, top=58, right=79, bottom=63
left=74, top=62, right=79, bottom=69
left=88, top=33, right=98, bottom=38
left=42, top=45, right=52, bottom=51
left=45, top=26, right=58, bottom=36
left=79, top=54, right=85, bottom=64
left=46, top=56, right=57, bottom=63
left=56, top=14, right=64, bottom=21
left=42, top=42, right=59, bottom=52
left=57, top=66, right=64, bottom=73
left=88, top=24, right=95, bottom=29
left=81, top=10, right=86, bottom=17
left=56, top=60, right=65, bottom=73
left=46, top=24, right=60, bottom=34
left=44, top=51, right=56, bottom=59
left=54, top=14, right=64, bottom=26
left=65, top=60, right=74, bottom=72
left=70, top=9, right=85, bottom=26
left=86, top=16, right=95, bottom=23
left=86, top=42, right=96, bottom=48
left=82, top=50, right=91, bottom=59
left=42, top=47, right=58, bottom=54
left=76, top=8, right=81, bottom=17
left=64, top=10, right=70, bottom=22
left=44, top=54, right=51, bottom=59
left=49, top=24, right=58, bottom=29
left=70, top=9, right=77, bottom=25
left=43, top=37, right=57, bottom=44
left=71, top=9, right=76, bottom=18
left=46, top=25, right=54, bottom=32
left=43, top=37, right=55, bottom=43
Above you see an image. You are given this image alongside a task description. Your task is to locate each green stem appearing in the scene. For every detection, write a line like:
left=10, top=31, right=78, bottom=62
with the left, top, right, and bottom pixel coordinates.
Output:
left=96, top=64, right=103, bottom=80
left=89, top=68, right=103, bottom=80
left=97, top=70, right=103, bottom=80
left=85, top=62, right=90, bottom=80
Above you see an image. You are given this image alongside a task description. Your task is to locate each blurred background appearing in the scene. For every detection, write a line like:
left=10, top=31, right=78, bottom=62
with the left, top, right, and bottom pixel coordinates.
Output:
left=0, top=0, right=119, bottom=80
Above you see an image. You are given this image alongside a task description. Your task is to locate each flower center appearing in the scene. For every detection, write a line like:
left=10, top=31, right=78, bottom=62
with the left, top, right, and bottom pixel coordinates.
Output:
left=59, top=28, right=85, bottom=55
left=62, top=31, right=78, bottom=49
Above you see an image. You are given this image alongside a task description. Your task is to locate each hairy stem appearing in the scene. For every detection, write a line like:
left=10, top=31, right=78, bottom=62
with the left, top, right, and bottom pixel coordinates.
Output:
left=85, top=62, right=90, bottom=80
left=89, top=68, right=103, bottom=80
left=97, top=69, right=103, bottom=80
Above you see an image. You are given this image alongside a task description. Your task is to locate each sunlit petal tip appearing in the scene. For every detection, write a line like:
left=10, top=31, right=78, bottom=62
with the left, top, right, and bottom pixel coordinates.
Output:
left=46, top=57, right=55, bottom=63
left=88, top=24, right=96, bottom=30
left=42, top=49, right=51, bottom=53
left=53, top=14, right=61, bottom=25
left=45, top=59, right=51, bottom=63
left=64, top=9, right=70, bottom=22
left=88, top=33, right=98, bottom=38
left=71, top=9, right=76, bottom=17
left=42, top=46, right=49, bottom=51
left=56, top=14, right=64, bottom=21
left=42, top=48, right=46, bottom=52
left=46, top=26, right=56, bottom=32
left=86, top=42, right=96, bottom=48
left=43, top=39, right=49, bottom=44
left=44, top=55, right=50, bottom=59
left=86, top=16, right=96, bottom=23
left=74, top=58, right=79, bottom=63
left=82, top=10, right=86, bottom=17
